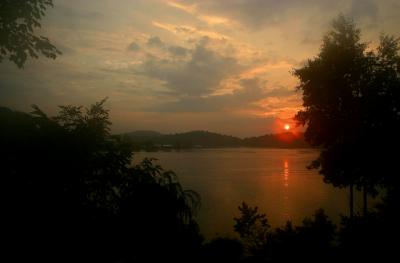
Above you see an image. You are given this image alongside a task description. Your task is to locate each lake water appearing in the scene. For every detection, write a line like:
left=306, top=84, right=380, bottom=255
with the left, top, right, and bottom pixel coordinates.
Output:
left=134, top=148, right=360, bottom=238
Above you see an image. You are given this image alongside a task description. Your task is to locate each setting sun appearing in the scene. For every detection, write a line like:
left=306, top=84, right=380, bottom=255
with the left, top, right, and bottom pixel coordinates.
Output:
left=284, top=124, right=290, bottom=131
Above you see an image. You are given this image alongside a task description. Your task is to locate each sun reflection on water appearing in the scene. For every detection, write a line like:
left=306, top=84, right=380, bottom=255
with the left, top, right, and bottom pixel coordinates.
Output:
left=283, top=160, right=290, bottom=221
left=284, top=160, right=289, bottom=187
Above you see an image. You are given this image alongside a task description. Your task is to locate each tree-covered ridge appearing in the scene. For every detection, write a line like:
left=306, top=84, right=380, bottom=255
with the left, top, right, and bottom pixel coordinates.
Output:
left=123, top=130, right=309, bottom=149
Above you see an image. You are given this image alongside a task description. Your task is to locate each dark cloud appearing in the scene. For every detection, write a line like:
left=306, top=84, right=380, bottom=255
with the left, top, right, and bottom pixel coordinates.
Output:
left=127, top=42, right=141, bottom=52
left=349, top=0, right=378, bottom=21
left=141, top=42, right=241, bottom=96
left=168, top=46, right=188, bottom=57
left=178, top=0, right=337, bottom=29
left=52, top=2, right=104, bottom=21
left=147, top=77, right=294, bottom=113
left=146, top=36, right=165, bottom=48
left=45, top=2, right=107, bottom=31
left=136, top=34, right=297, bottom=113
left=52, top=42, right=75, bottom=55
left=267, top=87, right=295, bottom=97
left=0, top=57, right=126, bottom=112
left=301, top=33, right=320, bottom=46
left=175, top=0, right=391, bottom=31
left=4, top=0, right=397, bottom=137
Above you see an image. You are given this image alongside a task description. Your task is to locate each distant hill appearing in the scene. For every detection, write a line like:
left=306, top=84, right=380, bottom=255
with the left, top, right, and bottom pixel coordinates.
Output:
left=243, top=132, right=309, bottom=148
left=123, top=130, right=163, bottom=142
left=156, top=130, right=242, bottom=148
left=121, top=130, right=310, bottom=150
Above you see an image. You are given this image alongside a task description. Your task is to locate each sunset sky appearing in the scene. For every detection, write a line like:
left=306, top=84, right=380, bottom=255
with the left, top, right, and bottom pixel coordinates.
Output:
left=0, top=0, right=399, bottom=137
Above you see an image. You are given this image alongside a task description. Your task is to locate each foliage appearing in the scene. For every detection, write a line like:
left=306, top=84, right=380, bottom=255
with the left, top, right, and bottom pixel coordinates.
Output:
left=234, top=202, right=270, bottom=252
left=337, top=211, right=400, bottom=262
left=1, top=101, right=202, bottom=262
left=202, top=237, right=244, bottom=262
left=294, top=15, right=400, bottom=195
left=268, top=209, right=336, bottom=262
left=124, top=130, right=309, bottom=150
left=0, top=0, right=61, bottom=67
left=233, top=204, right=337, bottom=262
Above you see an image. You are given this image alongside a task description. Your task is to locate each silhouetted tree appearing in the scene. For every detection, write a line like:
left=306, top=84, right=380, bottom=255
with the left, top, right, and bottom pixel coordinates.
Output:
left=0, top=0, right=61, bottom=67
left=1, top=101, right=202, bottom=262
left=268, top=209, right=336, bottom=263
left=233, top=204, right=336, bottom=262
left=202, top=237, right=243, bottom=262
left=234, top=202, right=270, bottom=254
left=294, top=15, right=400, bottom=217
left=337, top=209, right=400, bottom=262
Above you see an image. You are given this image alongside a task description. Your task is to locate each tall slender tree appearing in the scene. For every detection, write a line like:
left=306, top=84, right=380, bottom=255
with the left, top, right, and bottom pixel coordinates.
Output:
left=294, top=15, right=400, bottom=217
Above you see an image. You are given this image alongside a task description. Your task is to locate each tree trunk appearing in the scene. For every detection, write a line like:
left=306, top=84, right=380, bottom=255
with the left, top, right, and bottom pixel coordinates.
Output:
left=363, top=185, right=368, bottom=216
left=350, top=183, right=354, bottom=219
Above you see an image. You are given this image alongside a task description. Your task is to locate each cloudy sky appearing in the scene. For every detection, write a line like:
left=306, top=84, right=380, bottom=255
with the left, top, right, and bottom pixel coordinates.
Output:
left=0, top=0, right=399, bottom=137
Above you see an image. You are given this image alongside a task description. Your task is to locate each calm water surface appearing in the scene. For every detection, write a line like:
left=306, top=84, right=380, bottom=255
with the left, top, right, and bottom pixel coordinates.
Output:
left=134, top=148, right=357, bottom=238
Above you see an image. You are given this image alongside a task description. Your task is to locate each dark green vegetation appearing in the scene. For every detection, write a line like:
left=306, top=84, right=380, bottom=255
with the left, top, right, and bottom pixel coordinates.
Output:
left=242, top=132, right=309, bottom=148
left=1, top=102, right=202, bottom=262
left=229, top=202, right=399, bottom=262
left=123, top=130, right=309, bottom=150
left=2, top=99, right=398, bottom=263
left=0, top=0, right=61, bottom=68
left=295, top=15, right=400, bottom=218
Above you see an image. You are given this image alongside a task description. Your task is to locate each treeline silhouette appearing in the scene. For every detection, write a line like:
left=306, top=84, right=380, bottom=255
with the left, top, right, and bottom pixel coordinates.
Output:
left=2, top=101, right=399, bottom=263
left=294, top=15, right=400, bottom=218
left=123, top=130, right=309, bottom=150
left=1, top=101, right=202, bottom=262
left=225, top=201, right=400, bottom=262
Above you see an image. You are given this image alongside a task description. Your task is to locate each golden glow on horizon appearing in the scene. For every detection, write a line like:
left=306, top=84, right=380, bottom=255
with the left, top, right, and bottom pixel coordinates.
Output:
left=284, top=124, right=290, bottom=131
